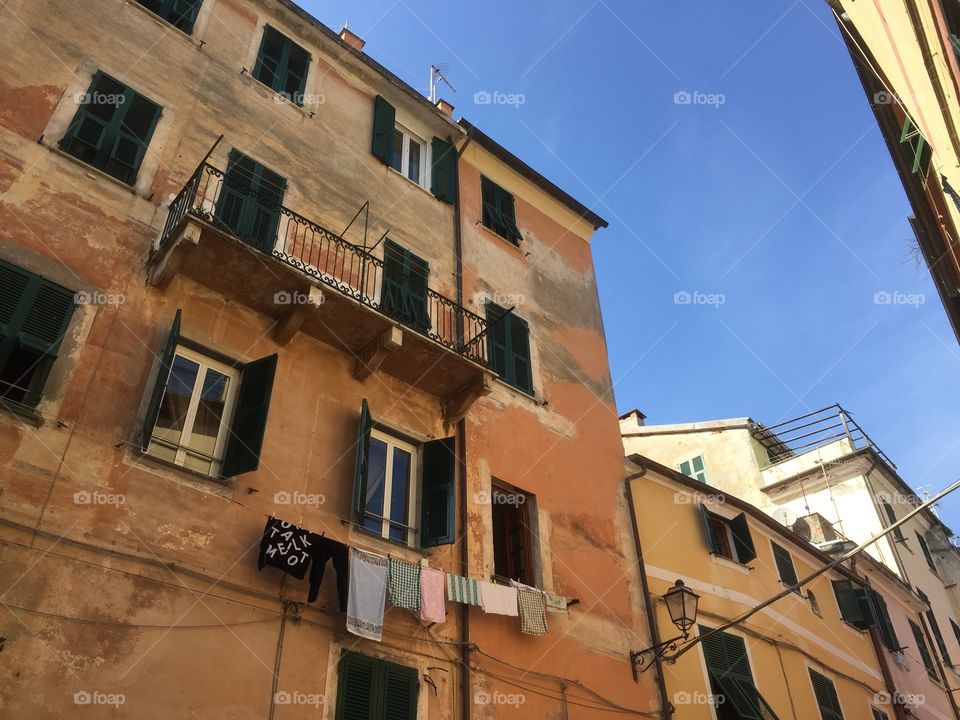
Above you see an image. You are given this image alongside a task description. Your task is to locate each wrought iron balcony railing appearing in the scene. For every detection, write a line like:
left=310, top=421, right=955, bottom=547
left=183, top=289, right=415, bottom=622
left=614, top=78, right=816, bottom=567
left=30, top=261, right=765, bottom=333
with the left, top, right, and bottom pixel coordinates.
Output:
left=155, top=161, right=489, bottom=366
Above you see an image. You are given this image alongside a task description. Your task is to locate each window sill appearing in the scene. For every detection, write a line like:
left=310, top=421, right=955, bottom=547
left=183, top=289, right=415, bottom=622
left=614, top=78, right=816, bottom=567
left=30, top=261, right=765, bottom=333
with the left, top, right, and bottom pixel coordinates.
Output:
left=136, top=449, right=229, bottom=486
left=0, top=399, right=43, bottom=427
left=709, top=553, right=752, bottom=574
left=240, top=72, right=316, bottom=117
left=122, top=0, right=201, bottom=45
left=491, top=375, right=537, bottom=403
left=476, top=221, right=524, bottom=253
left=348, top=522, right=431, bottom=560
left=385, top=164, right=437, bottom=200
left=46, top=144, right=140, bottom=197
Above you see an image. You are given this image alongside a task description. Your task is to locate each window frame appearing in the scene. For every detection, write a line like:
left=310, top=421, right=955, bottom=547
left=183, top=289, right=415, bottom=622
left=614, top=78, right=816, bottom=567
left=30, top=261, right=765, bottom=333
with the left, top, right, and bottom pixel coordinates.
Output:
left=389, top=124, right=430, bottom=190
left=133, top=0, right=203, bottom=34
left=678, top=453, right=708, bottom=483
left=360, top=427, right=420, bottom=547
left=699, top=504, right=757, bottom=565
left=145, top=344, right=240, bottom=477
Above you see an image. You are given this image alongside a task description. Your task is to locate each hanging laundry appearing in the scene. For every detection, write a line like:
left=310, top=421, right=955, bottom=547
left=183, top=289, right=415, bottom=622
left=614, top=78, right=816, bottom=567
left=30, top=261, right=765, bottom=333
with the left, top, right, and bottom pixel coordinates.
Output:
left=517, top=586, right=548, bottom=635
left=388, top=557, right=421, bottom=611
left=347, top=547, right=388, bottom=641
left=419, top=567, right=446, bottom=624
left=258, top=517, right=316, bottom=581
left=447, top=573, right=481, bottom=606
left=479, top=580, right=519, bottom=617
left=309, top=535, right=349, bottom=610
left=545, top=592, right=569, bottom=615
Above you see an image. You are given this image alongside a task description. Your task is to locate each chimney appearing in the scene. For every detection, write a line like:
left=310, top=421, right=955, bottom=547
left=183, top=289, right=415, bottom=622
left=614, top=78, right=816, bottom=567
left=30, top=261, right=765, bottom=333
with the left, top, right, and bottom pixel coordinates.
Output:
left=435, top=98, right=454, bottom=117
left=339, top=24, right=365, bottom=52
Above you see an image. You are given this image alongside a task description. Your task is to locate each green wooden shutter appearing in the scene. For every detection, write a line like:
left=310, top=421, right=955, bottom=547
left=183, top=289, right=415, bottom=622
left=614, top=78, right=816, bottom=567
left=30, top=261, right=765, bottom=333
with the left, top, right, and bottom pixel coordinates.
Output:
left=699, top=503, right=719, bottom=554
left=216, top=151, right=285, bottom=252
left=169, top=0, right=202, bottom=33
left=729, top=513, right=756, bottom=563
left=248, top=165, right=286, bottom=252
left=679, top=459, right=693, bottom=477
left=106, top=91, right=161, bottom=185
left=484, top=302, right=532, bottom=393
left=353, top=399, right=373, bottom=518
left=919, top=589, right=952, bottom=666
left=485, top=303, right=509, bottom=378
left=832, top=580, right=864, bottom=626
left=59, top=72, right=120, bottom=166
left=700, top=626, right=778, bottom=720
left=381, top=662, right=418, bottom=720
left=481, top=176, right=498, bottom=230
left=853, top=588, right=878, bottom=630
left=910, top=620, right=938, bottom=680
left=881, top=501, right=905, bottom=541
left=142, top=309, right=181, bottom=450
left=809, top=669, right=844, bottom=720
left=253, top=26, right=287, bottom=92
left=772, top=543, right=798, bottom=586
left=282, top=41, right=310, bottom=103
left=381, top=241, right=429, bottom=330
left=497, top=187, right=521, bottom=243
left=0, top=263, right=32, bottom=338
left=916, top=532, right=937, bottom=571
left=19, top=282, right=76, bottom=356
left=872, top=591, right=900, bottom=651
left=951, top=618, right=960, bottom=648
left=430, top=137, right=456, bottom=203
left=372, top=96, right=397, bottom=164
left=509, top=313, right=533, bottom=393
left=336, top=652, right=378, bottom=720
left=220, top=353, right=277, bottom=477
left=421, top=437, right=456, bottom=547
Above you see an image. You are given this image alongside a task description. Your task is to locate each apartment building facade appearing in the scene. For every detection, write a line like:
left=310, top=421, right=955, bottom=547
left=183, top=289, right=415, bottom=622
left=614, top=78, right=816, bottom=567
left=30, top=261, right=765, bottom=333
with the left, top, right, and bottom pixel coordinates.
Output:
left=0, top=1, right=657, bottom=718
left=622, top=406, right=960, bottom=720
left=829, top=0, right=960, bottom=344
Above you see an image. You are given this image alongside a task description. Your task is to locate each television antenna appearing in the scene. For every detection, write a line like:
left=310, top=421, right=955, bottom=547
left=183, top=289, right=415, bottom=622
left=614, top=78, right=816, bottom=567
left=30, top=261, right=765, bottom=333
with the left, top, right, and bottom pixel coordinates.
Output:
left=429, top=64, right=456, bottom=103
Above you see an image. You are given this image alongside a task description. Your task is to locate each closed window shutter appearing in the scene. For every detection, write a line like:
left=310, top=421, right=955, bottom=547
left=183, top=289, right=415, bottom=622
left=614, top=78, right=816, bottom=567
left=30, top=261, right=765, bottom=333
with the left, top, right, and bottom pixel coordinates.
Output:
left=372, top=96, right=397, bottom=164
left=106, top=91, right=161, bottom=185
left=881, top=501, right=905, bottom=541
left=169, top=0, right=202, bottom=33
left=249, top=165, right=286, bottom=251
left=729, top=512, right=756, bottom=563
left=485, top=303, right=509, bottom=378
left=679, top=459, right=692, bottom=477
left=911, top=620, right=938, bottom=680
left=220, top=353, right=278, bottom=477
left=809, top=670, right=844, bottom=720
left=772, top=543, right=798, bottom=586
left=336, top=652, right=377, bottom=720
left=484, top=302, right=532, bottom=393
left=381, top=241, right=429, bottom=330
left=18, top=282, right=76, bottom=356
left=853, top=588, right=877, bottom=630
left=254, top=27, right=287, bottom=92
left=497, top=187, right=521, bottom=242
left=283, top=42, right=310, bottom=103
left=918, top=590, right=952, bottom=665
left=421, top=437, right=456, bottom=547
left=481, top=176, right=498, bottom=230
left=59, top=72, right=119, bottom=165
left=0, top=263, right=32, bottom=336
left=698, top=503, right=719, bottom=554
left=216, top=151, right=285, bottom=251
left=142, top=309, right=181, bottom=450
left=700, top=627, right=779, bottom=720
left=381, top=663, right=418, bottom=720
left=430, top=137, right=456, bottom=203
left=352, top=399, right=373, bottom=518
left=509, top=314, right=532, bottom=393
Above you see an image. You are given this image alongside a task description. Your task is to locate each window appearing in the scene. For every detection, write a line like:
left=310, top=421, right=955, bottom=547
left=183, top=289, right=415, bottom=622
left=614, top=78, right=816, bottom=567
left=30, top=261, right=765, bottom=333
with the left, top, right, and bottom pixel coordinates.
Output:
left=910, top=619, right=939, bottom=681
left=809, top=669, right=844, bottom=720
left=214, top=151, right=286, bottom=252
left=831, top=580, right=878, bottom=631
left=916, top=532, right=938, bottom=574
left=370, top=96, right=456, bottom=203
left=0, top=260, right=76, bottom=409
left=699, top=626, right=780, bottom=720
left=381, top=240, right=429, bottom=330
left=880, top=500, right=905, bottom=542
left=808, top=590, right=822, bottom=617
left=698, top=503, right=757, bottom=564
left=480, top=176, right=522, bottom=244
left=918, top=588, right=952, bottom=666
left=900, top=116, right=932, bottom=176
left=253, top=26, right=310, bottom=105
left=335, top=651, right=418, bottom=720
left=485, top=303, right=533, bottom=394
left=353, top=400, right=456, bottom=548
left=771, top=543, right=799, bottom=588
left=871, top=709, right=889, bottom=720
left=678, top=453, right=707, bottom=483
left=135, top=0, right=202, bottom=33
left=59, top=71, right=161, bottom=185
left=142, top=310, right=278, bottom=478
left=492, top=484, right=534, bottom=585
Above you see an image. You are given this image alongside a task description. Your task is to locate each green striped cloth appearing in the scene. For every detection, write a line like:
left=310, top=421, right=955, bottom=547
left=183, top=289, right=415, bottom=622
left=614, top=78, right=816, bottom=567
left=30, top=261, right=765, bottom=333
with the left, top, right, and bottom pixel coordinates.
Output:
left=446, top=573, right=480, bottom=605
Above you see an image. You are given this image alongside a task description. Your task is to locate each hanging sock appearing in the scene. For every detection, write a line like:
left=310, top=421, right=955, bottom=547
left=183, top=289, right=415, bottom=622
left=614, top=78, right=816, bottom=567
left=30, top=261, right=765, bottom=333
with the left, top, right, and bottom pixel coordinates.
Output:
left=419, top=567, right=446, bottom=624
left=517, top=586, right=548, bottom=635
left=479, top=581, right=519, bottom=617
left=446, top=573, right=481, bottom=606
left=346, top=547, right=388, bottom=641
left=388, top=557, right=421, bottom=611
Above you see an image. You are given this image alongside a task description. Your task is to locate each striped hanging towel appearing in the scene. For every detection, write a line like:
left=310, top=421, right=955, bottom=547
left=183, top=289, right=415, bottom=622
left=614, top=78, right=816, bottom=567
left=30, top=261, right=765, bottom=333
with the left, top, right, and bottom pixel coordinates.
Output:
left=446, top=573, right=481, bottom=606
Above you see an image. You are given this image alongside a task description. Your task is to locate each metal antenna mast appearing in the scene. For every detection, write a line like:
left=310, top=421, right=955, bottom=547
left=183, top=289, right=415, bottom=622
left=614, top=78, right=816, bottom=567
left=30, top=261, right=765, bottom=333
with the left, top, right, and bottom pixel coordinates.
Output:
left=429, top=64, right=456, bottom=103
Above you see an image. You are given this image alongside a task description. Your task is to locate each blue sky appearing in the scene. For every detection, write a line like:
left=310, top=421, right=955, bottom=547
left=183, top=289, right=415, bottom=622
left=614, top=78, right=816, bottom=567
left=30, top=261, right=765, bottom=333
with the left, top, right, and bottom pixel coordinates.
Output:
left=302, top=0, right=960, bottom=530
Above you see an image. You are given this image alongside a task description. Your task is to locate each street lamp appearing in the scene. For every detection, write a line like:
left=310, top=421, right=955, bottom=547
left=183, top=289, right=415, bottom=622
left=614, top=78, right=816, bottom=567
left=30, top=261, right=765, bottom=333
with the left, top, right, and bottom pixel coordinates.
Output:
left=630, top=580, right=700, bottom=681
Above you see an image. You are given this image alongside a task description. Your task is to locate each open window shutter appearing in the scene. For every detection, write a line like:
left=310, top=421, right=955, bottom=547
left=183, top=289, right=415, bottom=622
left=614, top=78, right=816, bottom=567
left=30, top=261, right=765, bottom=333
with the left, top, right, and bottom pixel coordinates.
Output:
left=872, top=591, right=899, bottom=650
left=336, top=652, right=377, bottom=720
left=852, top=588, right=877, bottom=630
left=698, top=503, right=719, bottom=554
left=283, top=42, right=310, bottom=103
left=917, top=532, right=937, bottom=570
left=832, top=580, right=864, bottom=626
left=352, top=399, right=373, bottom=517
left=928, top=611, right=951, bottom=666
left=481, top=176, right=497, bottom=230
left=108, top=91, right=161, bottom=184
left=220, top=353, right=277, bottom=477
left=60, top=72, right=124, bottom=167
left=381, top=662, right=418, bottom=720
left=142, top=309, right=181, bottom=450
left=421, top=437, right=455, bottom=547
left=882, top=501, right=905, bottom=541
left=498, top=188, right=521, bottom=242
left=372, top=95, right=396, bottom=164
left=509, top=314, right=532, bottom=393
left=430, top=137, right=456, bottom=203
left=809, top=670, right=844, bottom=720
left=254, top=26, right=286, bottom=91
left=772, top=544, right=798, bottom=586
left=729, top=513, right=756, bottom=563
left=911, top=620, right=938, bottom=678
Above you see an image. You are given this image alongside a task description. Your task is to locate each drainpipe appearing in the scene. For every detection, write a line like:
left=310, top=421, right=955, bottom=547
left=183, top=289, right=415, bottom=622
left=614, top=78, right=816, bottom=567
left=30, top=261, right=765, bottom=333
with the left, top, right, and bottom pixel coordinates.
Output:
left=453, top=128, right=474, bottom=720
left=625, top=461, right=672, bottom=719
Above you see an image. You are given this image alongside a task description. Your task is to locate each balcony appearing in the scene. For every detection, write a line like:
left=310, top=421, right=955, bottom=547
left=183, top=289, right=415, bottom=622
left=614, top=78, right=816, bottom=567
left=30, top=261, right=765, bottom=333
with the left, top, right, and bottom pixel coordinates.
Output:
left=148, top=156, right=492, bottom=419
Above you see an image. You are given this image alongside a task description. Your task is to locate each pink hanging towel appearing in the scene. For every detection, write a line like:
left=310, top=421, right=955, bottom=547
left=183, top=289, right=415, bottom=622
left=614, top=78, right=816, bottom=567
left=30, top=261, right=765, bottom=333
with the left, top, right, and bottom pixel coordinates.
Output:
left=419, top=567, right=446, bottom=624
